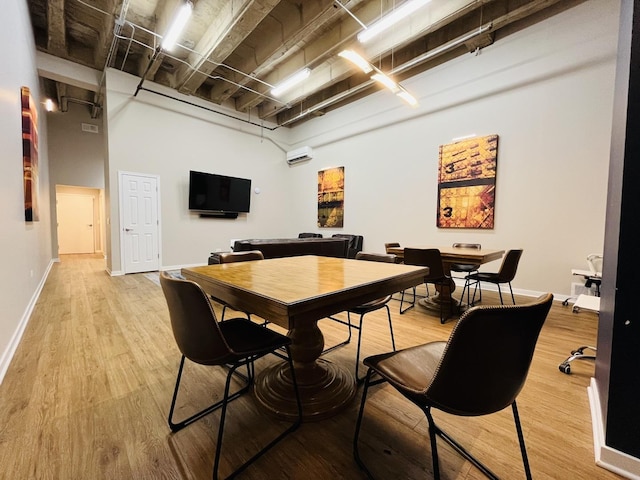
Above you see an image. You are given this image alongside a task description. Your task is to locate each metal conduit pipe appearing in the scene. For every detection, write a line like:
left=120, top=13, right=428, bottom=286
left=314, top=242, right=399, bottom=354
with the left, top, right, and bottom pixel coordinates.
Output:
left=280, top=23, right=492, bottom=127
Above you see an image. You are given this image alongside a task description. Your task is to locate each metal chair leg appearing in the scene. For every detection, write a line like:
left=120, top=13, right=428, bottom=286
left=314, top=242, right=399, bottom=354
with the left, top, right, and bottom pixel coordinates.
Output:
left=512, top=401, right=533, bottom=480
left=400, top=286, right=416, bottom=314
left=168, top=355, right=251, bottom=432
left=212, top=348, right=302, bottom=479
left=353, top=305, right=395, bottom=383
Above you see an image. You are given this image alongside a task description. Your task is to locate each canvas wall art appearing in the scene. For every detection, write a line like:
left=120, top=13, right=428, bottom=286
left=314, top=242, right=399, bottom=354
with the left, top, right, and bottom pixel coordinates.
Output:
left=22, top=86, right=39, bottom=222
left=437, top=134, right=498, bottom=229
left=317, top=166, right=344, bottom=228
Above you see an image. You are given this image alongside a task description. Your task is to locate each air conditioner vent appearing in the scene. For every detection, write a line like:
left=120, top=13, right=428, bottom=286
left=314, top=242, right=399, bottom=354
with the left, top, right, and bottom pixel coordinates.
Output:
left=286, top=146, right=313, bottom=165
left=82, top=123, right=99, bottom=133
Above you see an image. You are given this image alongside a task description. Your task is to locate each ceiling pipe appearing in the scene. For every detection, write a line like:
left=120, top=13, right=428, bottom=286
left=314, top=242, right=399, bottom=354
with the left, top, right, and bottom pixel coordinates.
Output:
left=279, top=23, right=492, bottom=126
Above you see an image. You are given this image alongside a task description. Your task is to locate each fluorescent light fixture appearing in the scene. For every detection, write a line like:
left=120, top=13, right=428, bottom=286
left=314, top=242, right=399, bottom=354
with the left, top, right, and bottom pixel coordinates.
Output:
left=338, top=50, right=373, bottom=73
left=44, top=99, right=54, bottom=112
left=397, top=90, right=418, bottom=106
left=371, top=73, right=399, bottom=93
left=271, top=68, right=311, bottom=97
left=161, top=1, right=193, bottom=51
left=358, top=0, right=432, bottom=43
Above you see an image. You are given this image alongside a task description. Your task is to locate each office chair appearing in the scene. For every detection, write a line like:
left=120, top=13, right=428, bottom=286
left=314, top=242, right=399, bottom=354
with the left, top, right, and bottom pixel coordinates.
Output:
left=401, top=248, right=453, bottom=323
left=159, top=272, right=302, bottom=480
left=216, top=250, right=264, bottom=322
left=321, top=252, right=397, bottom=383
left=298, top=232, right=323, bottom=238
left=469, top=249, right=523, bottom=305
left=354, top=293, right=554, bottom=480
left=559, top=253, right=602, bottom=374
left=450, top=242, right=481, bottom=307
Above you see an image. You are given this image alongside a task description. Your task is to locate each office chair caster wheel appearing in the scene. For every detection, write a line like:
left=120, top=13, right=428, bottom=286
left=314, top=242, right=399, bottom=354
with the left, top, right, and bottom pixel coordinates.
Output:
left=559, top=362, right=571, bottom=374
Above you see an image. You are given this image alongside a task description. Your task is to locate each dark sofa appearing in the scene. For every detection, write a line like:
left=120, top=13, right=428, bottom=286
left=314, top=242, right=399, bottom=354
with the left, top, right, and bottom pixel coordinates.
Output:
left=231, top=237, right=349, bottom=259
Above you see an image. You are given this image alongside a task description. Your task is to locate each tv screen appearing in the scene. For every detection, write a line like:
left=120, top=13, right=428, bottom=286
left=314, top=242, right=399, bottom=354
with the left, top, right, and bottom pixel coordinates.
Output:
left=188, top=171, right=251, bottom=213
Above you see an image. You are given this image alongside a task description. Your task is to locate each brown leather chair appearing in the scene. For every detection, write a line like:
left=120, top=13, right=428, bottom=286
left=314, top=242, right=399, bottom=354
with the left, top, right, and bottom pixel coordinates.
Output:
left=322, top=252, right=397, bottom=382
left=450, top=242, right=482, bottom=307
left=159, top=272, right=302, bottom=480
left=354, top=293, right=554, bottom=480
left=468, top=249, right=523, bottom=305
left=217, top=250, right=264, bottom=322
left=401, top=248, right=452, bottom=323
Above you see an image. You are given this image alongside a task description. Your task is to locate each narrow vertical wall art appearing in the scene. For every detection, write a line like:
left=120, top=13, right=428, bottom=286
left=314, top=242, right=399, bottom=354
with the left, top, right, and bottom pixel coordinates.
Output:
left=437, top=134, right=498, bottom=229
left=21, top=86, right=39, bottom=222
left=317, top=166, right=344, bottom=228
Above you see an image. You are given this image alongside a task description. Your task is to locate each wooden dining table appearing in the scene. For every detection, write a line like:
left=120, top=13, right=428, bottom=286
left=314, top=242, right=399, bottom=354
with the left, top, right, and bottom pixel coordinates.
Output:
left=386, top=246, right=505, bottom=313
left=182, top=255, right=429, bottom=421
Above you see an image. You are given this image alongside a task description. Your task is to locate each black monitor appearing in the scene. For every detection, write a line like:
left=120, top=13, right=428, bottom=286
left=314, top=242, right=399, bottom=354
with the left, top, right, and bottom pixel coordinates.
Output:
left=188, top=170, right=251, bottom=215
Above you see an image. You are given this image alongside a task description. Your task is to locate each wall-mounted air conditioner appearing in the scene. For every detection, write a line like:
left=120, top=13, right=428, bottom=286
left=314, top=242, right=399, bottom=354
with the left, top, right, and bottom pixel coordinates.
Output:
left=286, top=146, right=313, bottom=165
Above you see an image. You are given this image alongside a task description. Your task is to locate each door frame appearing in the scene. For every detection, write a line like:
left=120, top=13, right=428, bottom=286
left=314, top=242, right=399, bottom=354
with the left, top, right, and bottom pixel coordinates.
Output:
left=118, top=170, right=162, bottom=274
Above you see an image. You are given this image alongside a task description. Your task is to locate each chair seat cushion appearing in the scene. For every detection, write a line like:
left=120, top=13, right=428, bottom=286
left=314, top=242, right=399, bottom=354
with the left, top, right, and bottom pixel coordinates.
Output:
left=349, top=295, right=392, bottom=314
left=363, top=341, right=446, bottom=396
left=468, top=272, right=499, bottom=281
left=450, top=263, right=480, bottom=272
left=220, top=318, right=291, bottom=358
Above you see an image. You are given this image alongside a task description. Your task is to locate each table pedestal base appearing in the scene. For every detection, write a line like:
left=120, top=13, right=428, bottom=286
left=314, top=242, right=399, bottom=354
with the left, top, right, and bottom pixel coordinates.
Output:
left=418, top=294, right=464, bottom=318
left=254, top=359, right=356, bottom=422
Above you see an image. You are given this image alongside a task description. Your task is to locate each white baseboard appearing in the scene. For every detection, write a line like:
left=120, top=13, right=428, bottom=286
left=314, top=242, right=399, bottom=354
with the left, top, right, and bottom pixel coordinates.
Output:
left=589, top=378, right=640, bottom=479
left=0, top=259, right=55, bottom=385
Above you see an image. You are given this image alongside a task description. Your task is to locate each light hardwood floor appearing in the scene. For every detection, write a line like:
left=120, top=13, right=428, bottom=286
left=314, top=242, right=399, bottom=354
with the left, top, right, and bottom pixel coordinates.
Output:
left=0, top=254, right=622, bottom=479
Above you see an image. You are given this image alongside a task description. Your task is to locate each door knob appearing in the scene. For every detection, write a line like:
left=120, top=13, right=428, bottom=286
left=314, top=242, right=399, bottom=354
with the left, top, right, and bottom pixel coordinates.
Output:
left=124, top=228, right=132, bottom=232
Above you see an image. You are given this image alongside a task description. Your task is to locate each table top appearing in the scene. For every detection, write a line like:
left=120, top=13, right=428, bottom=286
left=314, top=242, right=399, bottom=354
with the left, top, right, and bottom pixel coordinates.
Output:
left=387, top=246, right=504, bottom=265
left=182, top=255, right=429, bottom=329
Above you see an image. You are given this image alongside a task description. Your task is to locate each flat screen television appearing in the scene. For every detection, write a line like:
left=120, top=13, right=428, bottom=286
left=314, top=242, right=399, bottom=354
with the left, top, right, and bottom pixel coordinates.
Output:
left=188, top=170, right=251, bottom=215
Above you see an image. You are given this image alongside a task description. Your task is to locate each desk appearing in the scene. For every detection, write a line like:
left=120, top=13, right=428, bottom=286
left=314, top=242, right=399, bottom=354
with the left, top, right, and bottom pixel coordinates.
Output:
left=182, top=255, right=429, bottom=421
left=386, top=246, right=504, bottom=313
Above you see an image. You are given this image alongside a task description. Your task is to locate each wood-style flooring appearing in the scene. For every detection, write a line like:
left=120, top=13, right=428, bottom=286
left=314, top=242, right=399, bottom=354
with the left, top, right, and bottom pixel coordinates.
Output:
left=0, top=254, right=621, bottom=479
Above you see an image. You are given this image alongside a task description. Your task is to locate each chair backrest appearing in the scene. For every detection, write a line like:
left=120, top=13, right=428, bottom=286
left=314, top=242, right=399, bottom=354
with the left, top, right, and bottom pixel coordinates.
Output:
left=587, top=253, right=603, bottom=276
left=332, top=234, right=364, bottom=258
left=298, top=232, right=323, bottom=238
left=452, top=242, right=481, bottom=250
left=159, top=272, right=232, bottom=366
left=218, top=250, right=264, bottom=264
left=404, top=247, right=446, bottom=280
left=424, top=293, right=553, bottom=416
left=496, top=249, right=524, bottom=282
left=355, top=252, right=397, bottom=263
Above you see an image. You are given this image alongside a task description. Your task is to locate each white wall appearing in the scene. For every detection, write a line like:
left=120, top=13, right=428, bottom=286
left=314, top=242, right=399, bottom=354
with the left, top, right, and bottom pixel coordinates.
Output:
left=101, top=0, right=617, bottom=296
left=0, top=0, right=52, bottom=382
left=287, top=0, right=618, bottom=295
left=104, top=70, right=295, bottom=273
left=48, top=102, right=106, bottom=257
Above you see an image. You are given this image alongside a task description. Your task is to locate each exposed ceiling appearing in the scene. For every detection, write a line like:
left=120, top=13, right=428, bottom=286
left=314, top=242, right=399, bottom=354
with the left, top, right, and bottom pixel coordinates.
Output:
left=27, top=0, right=585, bottom=127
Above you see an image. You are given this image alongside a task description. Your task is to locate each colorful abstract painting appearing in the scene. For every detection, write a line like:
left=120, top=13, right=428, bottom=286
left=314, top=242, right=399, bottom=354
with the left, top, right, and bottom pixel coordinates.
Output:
left=22, top=86, right=39, bottom=222
left=437, top=135, right=498, bottom=229
left=317, top=166, right=344, bottom=228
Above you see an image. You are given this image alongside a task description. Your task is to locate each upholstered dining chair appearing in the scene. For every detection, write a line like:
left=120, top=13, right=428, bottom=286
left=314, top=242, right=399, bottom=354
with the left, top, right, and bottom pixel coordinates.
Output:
left=468, top=249, right=524, bottom=305
left=353, top=293, right=554, bottom=480
left=159, top=272, right=302, bottom=480
left=401, top=248, right=452, bottom=323
left=450, top=242, right=482, bottom=307
left=322, top=252, right=397, bottom=382
left=216, top=250, right=264, bottom=322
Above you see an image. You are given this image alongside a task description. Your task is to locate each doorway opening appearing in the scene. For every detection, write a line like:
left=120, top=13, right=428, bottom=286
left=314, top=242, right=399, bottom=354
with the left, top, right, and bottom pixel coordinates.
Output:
left=55, top=185, right=105, bottom=257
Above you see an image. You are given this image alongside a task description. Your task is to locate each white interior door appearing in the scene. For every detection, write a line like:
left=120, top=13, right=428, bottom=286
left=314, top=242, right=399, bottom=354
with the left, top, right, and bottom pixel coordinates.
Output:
left=57, top=193, right=95, bottom=254
left=120, top=172, right=160, bottom=274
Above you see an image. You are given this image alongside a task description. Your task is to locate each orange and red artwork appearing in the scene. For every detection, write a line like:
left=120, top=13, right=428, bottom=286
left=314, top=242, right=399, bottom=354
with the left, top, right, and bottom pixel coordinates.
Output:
left=437, top=135, right=498, bottom=229
left=317, top=166, right=344, bottom=228
left=22, top=86, right=39, bottom=222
